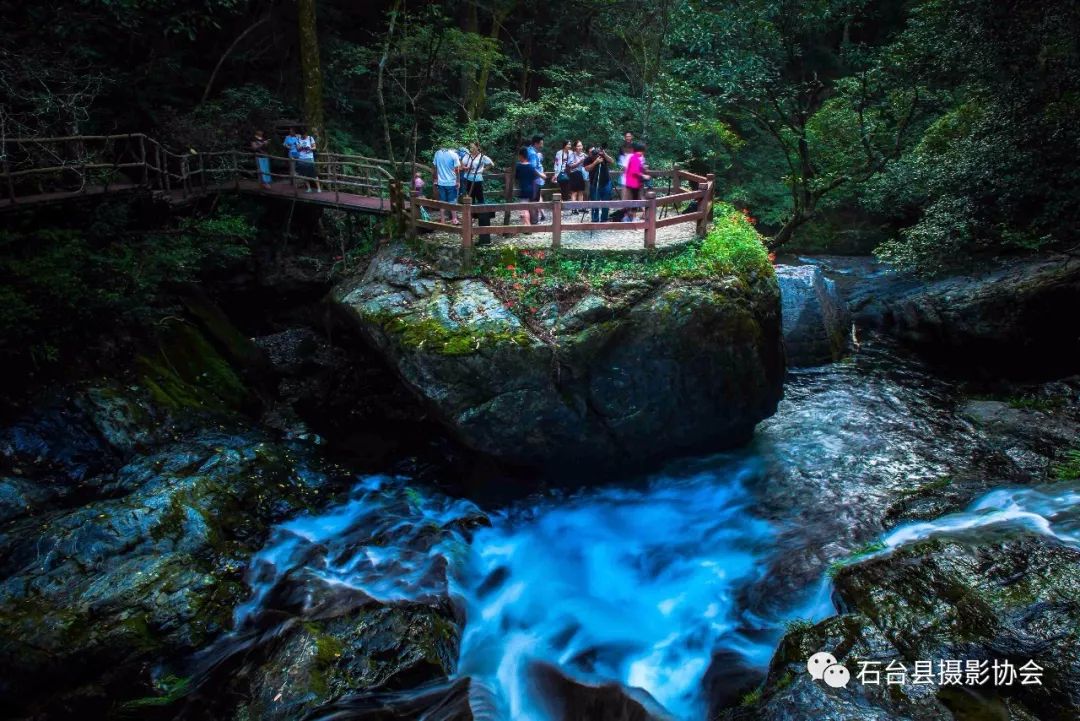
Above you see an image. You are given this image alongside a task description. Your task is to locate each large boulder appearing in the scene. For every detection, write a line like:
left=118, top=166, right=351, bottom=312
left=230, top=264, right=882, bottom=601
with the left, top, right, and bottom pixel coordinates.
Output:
left=853, top=254, right=1080, bottom=377
left=331, top=243, right=785, bottom=468
left=775, top=264, right=851, bottom=367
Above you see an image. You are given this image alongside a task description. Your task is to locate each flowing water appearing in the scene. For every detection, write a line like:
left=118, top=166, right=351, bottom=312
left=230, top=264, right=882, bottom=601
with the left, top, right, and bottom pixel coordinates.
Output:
left=222, top=342, right=1075, bottom=719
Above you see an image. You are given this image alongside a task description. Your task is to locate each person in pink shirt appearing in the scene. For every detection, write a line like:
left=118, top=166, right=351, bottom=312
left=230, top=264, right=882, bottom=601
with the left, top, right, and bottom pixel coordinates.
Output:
left=622, top=141, right=651, bottom=222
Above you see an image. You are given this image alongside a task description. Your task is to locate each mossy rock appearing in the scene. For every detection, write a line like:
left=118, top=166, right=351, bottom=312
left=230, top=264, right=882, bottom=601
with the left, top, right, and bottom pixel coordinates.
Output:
left=136, top=318, right=254, bottom=415
left=332, top=242, right=784, bottom=468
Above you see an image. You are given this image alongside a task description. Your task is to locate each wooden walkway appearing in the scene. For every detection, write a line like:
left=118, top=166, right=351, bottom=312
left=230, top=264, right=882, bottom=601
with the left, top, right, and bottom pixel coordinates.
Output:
left=1, top=133, right=715, bottom=253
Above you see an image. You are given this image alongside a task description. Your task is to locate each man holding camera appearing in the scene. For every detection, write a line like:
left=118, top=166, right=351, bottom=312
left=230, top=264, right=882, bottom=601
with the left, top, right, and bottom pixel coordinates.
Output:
left=584, top=145, right=615, bottom=223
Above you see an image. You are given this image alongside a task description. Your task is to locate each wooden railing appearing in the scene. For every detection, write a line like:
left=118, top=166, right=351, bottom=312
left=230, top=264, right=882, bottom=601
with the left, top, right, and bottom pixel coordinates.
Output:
left=408, top=168, right=715, bottom=251
left=0, top=134, right=715, bottom=253
left=0, top=133, right=398, bottom=210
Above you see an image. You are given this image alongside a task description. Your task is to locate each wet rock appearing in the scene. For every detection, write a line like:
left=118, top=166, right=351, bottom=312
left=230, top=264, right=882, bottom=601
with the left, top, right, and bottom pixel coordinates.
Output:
left=303, top=676, right=478, bottom=720
left=202, top=478, right=486, bottom=720
left=960, top=388, right=1080, bottom=479
left=775, top=264, right=851, bottom=367
left=0, top=377, right=341, bottom=716
left=529, top=662, right=678, bottom=721
left=331, top=242, right=784, bottom=468
left=736, top=534, right=1080, bottom=721
left=236, top=605, right=461, bottom=721
left=852, top=255, right=1080, bottom=377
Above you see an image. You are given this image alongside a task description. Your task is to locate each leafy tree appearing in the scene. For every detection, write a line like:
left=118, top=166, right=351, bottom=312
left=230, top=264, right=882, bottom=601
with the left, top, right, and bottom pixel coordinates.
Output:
left=870, top=0, right=1080, bottom=272
left=673, top=0, right=922, bottom=249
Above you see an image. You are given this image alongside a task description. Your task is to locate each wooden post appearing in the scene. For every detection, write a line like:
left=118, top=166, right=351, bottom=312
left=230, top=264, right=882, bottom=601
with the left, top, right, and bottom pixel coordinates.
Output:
left=460, top=194, right=473, bottom=262
left=644, top=191, right=657, bottom=249
left=670, top=163, right=678, bottom=196
left=231, top=151, right=239, bottom=190
left=290, top=158, right=298, bottom=198
left=163, top=153, right=172, bottom=194
left=333, top=157, right=340, bottom=205
left=408, top=194, right=419, bottom=241
left=154, top=144, right=162, bottom=190
left=503, top=169, right=513, bottom=225
left=697, top=173, right=716, bottom=237
left=198, top=153, right=207, bottom=193
left=551, top=193, right=562, bottom=250
left=139, top=135, right=148, bottom=187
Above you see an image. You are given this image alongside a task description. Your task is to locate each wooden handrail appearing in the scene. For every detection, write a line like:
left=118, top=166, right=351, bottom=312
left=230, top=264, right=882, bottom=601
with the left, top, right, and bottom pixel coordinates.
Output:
left=0, top=132, right=716, bottom=252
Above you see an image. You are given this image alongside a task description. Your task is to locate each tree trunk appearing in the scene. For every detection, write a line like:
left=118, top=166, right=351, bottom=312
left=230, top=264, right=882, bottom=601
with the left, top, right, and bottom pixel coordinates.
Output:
left=297, top=0, right=324, bottom=144
left=468, top=5, right=510, bottom=119
left=377, top=0, right=401, bottom=164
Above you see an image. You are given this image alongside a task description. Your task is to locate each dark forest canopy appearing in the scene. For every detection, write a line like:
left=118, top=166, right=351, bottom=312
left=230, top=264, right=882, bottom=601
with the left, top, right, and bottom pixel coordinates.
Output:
left=2, top=0, right=1079, bottom=266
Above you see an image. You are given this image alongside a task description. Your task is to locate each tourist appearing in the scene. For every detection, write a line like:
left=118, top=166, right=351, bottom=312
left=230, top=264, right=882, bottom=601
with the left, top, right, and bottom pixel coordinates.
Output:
left=515, top=146, right=543, bottom=225
left=461, top=143, right=494, bottom=203
left=296, top=128, right=320, bottom=193
left=250, top=129, right=271, bottom=189
left=553, top=139, right=573, bottom=200
left=623, top=141, right=650, bottom=221
left=433, top=144, right=462, bottom=224
left=617, top=133, right=634, bottom=202
left=283, top=127, right=300, bottom=160
left=584, top=145, right=614, bottom=222
left=462, top=142, right=495, bottom=244
left=526, top=134, right=546, bottom=221
left=412, top=171, right=425, bottom=198
left=569, top=140, right=588, bottom=205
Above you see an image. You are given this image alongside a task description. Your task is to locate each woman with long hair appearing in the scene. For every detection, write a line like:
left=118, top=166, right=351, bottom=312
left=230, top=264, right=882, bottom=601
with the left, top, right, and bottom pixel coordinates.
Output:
left=552, top=139, right=573, bottom=200
left=462, top=142, right=496, bottom=244
left=568, top=139, right=588, bottom=205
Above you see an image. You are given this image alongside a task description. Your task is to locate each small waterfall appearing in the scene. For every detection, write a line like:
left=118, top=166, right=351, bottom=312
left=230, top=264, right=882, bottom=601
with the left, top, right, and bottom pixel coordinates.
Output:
left=233, top=474, right=483, bottom=629
left=882, top=484, right=1080, bottom=549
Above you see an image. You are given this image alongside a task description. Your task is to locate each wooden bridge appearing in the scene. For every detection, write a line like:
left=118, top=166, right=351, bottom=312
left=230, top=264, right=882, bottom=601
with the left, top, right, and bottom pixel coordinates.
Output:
left=0, top=133, right=715, bottom=251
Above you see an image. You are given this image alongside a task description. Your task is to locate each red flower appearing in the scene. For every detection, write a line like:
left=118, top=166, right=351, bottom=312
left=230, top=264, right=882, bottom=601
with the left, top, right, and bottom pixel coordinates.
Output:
left=537, top=251, right=546, bottom=260
left=529, top=306, right=538, bottom=314
left=513, top=283, right=524, bottom=291
left=534, top=267, right=544, bottom=275
left=334, top=255, right=344, bottom=260
left=507, top=264, right=516, bottom=271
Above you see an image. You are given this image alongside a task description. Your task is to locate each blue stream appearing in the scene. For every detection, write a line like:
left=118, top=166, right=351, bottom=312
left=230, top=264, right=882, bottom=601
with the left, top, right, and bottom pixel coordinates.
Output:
left=232, top=345, right=1079, bottom=719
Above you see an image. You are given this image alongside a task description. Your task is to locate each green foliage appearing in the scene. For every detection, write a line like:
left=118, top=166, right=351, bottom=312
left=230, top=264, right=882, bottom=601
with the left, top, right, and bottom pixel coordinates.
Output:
left=866, top=0, right=1080, bottom=272
left=472, top=204, right=770, bottom=317
left=827, top=539, right=887, bottom=577
left=119, top=673, right=192, bottom=710
left=162, top=85, right=286, bottom=151
left=740, top=686, right=763, bottom=707
left=1054, top=450, right=1080, bottom=482
left=0, top=202, right=254, bottom=366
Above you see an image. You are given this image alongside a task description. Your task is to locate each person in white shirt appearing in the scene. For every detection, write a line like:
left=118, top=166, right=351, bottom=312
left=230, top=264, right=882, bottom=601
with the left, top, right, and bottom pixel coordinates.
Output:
left=296, top=130, right=320, bottom=193
left=553, top=139, right=573, bottom=200
left=462, top=142, right=496, bottom=244
left=433, top=145, right=463, bottom=223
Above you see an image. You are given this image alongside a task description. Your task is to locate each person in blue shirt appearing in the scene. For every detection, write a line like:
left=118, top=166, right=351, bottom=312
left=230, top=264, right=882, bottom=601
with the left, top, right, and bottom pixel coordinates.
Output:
left=515, top=147, right=543, bottom=225
left=433, top=145, right=462, bottom=224
left=526, top=135, right=547, bottom=221
left=283, top=128, right=300, bottom=159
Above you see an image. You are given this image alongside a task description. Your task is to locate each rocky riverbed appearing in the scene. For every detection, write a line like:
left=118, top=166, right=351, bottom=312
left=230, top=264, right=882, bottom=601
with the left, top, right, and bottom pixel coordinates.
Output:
left=1, top=249, right=1078, bottom=720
